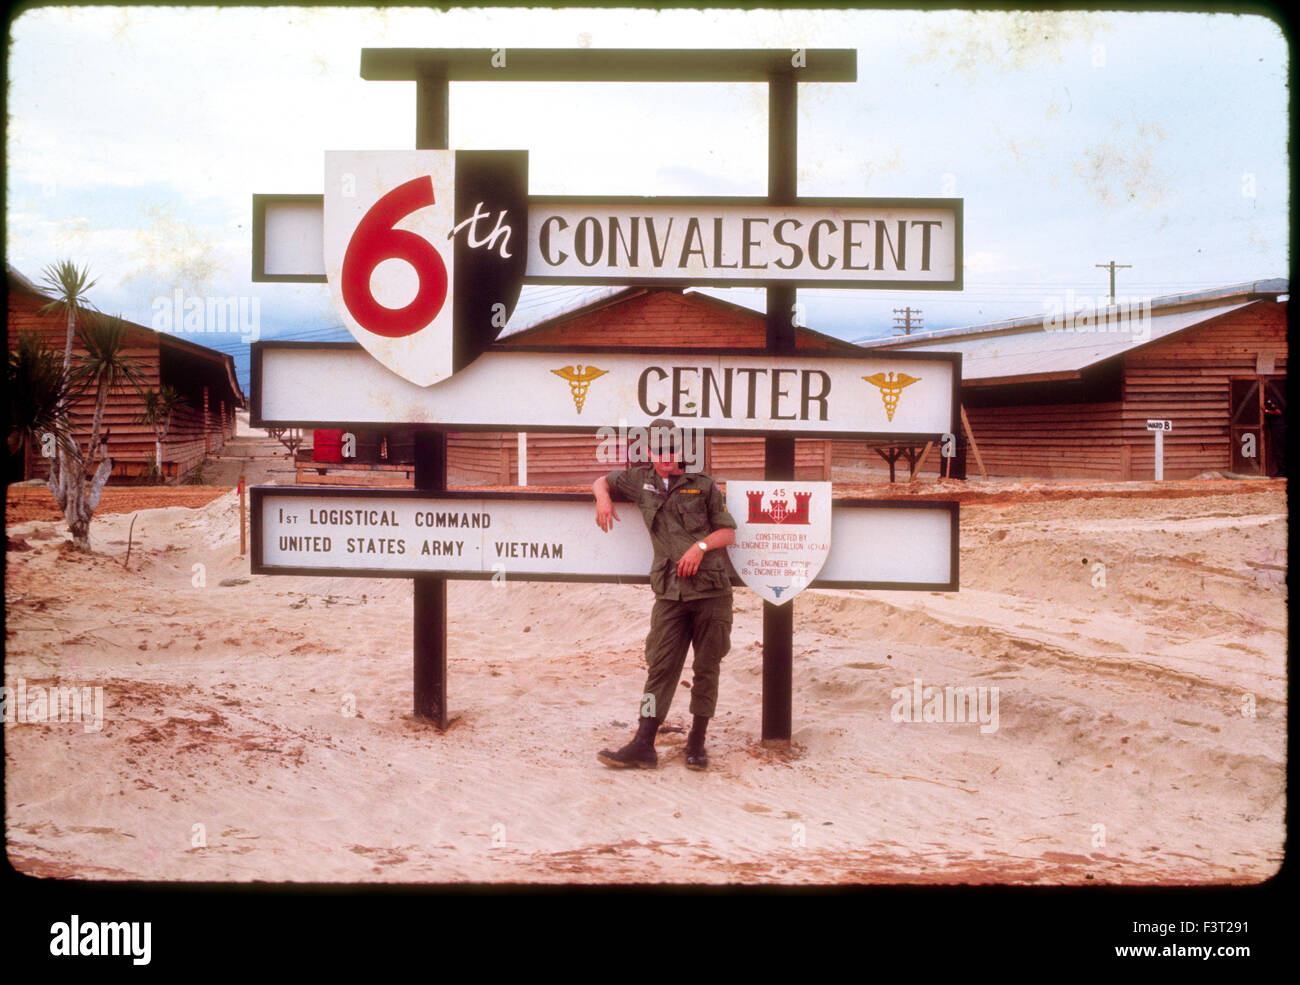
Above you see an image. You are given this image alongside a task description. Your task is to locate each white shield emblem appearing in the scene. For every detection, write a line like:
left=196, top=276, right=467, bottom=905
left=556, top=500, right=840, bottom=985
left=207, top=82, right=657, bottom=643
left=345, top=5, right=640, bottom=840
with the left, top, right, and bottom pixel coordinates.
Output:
left=725, top=481, right=832, bottom=605
left=325, top=151, right=457, bottom=386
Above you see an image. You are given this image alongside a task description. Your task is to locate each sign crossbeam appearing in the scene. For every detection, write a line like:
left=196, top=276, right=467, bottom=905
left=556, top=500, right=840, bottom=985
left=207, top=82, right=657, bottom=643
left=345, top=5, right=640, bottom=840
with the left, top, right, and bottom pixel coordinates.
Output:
left=359, top=48, right=858, bottom=83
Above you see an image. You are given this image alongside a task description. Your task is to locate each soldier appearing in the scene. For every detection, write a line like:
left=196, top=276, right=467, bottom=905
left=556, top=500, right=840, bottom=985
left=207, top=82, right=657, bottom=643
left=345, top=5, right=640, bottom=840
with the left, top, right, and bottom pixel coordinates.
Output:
left=593, top=418, right=736, bottom=770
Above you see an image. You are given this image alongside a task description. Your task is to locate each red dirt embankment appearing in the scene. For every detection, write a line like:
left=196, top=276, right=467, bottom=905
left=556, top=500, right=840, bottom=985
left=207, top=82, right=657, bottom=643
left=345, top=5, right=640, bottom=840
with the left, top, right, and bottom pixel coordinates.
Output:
left=450, top=476, right=1287, bottom=505
left=8, top=476, right=1283, bottom=527
left=5, top=485, right=234, bottom=525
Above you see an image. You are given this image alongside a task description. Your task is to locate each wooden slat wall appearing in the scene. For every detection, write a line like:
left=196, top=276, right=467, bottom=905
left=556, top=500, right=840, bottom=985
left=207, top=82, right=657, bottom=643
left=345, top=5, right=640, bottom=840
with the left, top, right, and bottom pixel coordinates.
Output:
left=1120, top=302, right=1288, bottom=479
left=706, top=437, right=832, bottom=481
left=960, top=401, right=1127, bottom=479
left=511, top=289, right=853, bottom=351
left=830, top=440, right=949, bottom=480
left=8, top=288, right=235, bottom=480
left=872, top=300, right=1288, bottom=481
left=444, top=433, right=833, bottom=486
left=832, top=409, right=1129, bottom=480
left=502, top=433, right=604, bottom=487
left=447, top=433, right=514, bottom=485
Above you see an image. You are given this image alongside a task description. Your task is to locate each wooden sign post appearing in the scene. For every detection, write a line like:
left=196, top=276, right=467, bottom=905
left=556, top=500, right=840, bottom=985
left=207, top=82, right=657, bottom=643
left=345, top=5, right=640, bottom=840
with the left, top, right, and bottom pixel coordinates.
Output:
left=238, top=476, right=247, bottom=557
left=250, top=48, right=963, bottom=743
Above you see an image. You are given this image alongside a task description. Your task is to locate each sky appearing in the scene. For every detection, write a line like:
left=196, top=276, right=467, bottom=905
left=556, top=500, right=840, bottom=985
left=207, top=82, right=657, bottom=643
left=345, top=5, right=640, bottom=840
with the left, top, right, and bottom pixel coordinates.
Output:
left=5, top=5, right=1289, bottom=392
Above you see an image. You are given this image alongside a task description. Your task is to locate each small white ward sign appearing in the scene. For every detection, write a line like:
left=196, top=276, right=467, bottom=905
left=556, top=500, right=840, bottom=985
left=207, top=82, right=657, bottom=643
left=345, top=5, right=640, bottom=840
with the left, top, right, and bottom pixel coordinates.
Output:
left=1146, top=419, right=1171, bottom=481
left=325, top=151, right=456, bottom=386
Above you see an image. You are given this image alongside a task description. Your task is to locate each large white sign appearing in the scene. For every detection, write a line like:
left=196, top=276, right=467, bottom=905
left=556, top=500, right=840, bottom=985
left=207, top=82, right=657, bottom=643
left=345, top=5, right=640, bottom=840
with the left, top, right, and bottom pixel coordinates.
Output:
left=252, top=488, right=957, bottom=590
left=254, top=344, right=958, bottom=437
left=726, top=481, right=832, bottom=605
left=257, top=193, right=962, bottom=290
left=526, top=201, right=960, bottom=287
left=256, top=490, right=646, bottom=578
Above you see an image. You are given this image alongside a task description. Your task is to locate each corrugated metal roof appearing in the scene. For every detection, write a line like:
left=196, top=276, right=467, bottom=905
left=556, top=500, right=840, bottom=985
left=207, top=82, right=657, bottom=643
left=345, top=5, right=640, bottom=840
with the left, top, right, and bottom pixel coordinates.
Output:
left=863, top=278, right=1287, bottom=384
left=497, top=284, right=865, bottom=352
left=864, top=278, right=1287, bottom=348
left=864, top=300, right=1259, bottom=383
left=499, top=285, right=636, bottom=338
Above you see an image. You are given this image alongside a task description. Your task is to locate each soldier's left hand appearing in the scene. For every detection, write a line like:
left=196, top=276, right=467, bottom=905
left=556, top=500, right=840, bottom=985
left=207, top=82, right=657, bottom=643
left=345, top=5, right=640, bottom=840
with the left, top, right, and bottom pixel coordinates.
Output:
left=677, top=544, right=705, bottom=578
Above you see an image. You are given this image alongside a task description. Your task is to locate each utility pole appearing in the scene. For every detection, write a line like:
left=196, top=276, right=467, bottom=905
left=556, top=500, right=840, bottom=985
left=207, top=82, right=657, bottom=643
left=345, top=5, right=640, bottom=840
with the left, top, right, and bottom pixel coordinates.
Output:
left=1095, top=260, right=1132, bottom=302
left=893, top=306, right=923, bottom=335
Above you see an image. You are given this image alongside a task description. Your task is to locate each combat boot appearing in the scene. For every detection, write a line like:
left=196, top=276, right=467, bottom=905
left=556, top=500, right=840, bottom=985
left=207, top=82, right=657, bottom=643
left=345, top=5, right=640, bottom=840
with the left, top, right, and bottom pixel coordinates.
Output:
left=684, top=715, right=709, bottom=770
left=597, top=716, right=660, bottom=769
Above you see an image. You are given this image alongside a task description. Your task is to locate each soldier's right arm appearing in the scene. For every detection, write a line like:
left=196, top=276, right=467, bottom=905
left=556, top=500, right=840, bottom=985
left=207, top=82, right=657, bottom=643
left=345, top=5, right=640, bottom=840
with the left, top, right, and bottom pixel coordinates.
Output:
left=593, top=473, right=623, bottom=532
left=602, top=467, right=640, bottom=500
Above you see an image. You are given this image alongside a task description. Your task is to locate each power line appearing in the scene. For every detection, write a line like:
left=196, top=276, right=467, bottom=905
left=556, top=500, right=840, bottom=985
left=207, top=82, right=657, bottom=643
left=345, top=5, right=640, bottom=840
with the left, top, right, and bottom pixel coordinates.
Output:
left=892, top=306, right=923, bottom=335
left=1095, top=260, right=1133, bottom=302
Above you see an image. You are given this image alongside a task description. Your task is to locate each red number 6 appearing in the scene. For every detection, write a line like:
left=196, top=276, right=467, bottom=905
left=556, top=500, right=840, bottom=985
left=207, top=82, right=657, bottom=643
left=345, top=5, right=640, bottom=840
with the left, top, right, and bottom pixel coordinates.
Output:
left=341, top=175, right=448, bottom=338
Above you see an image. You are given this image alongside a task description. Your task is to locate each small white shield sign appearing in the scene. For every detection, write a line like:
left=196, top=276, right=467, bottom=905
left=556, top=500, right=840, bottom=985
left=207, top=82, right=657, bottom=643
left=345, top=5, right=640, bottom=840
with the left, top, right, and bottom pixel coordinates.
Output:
left=725, top=481, right=832, bottom=605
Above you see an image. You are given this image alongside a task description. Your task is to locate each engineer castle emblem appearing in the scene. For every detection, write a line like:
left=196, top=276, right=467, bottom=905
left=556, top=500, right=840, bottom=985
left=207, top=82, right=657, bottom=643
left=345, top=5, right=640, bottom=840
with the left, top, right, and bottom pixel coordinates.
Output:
left=746, top=489, right=813, bottom=525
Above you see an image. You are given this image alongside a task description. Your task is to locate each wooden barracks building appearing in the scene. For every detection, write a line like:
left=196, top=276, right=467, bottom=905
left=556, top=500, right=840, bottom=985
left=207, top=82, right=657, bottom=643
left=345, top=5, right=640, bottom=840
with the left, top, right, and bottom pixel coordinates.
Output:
left=874, top=278, right=1288, bottom=480
left=297, top=279, right=1286, bottom=486
left=7, top=265, right=246, bottom=482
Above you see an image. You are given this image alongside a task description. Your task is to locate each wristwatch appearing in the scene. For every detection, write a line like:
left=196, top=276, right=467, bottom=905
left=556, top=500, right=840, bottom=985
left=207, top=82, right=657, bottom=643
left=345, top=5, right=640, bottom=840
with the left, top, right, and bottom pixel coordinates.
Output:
left=696, top=540, right=709, bottom=552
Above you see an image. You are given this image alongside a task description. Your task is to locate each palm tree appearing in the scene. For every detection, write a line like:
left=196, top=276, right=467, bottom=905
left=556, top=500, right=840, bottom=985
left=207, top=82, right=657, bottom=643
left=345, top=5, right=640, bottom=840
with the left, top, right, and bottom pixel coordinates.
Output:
left=38, top=260, right=98, bottom=375
left=7, top=333, right=76, bottom=465
left=35, top=259, right=102, bottom=548
left=135, top=385, right=187, bottom=481
left=49, top=309, right=144, bottom=550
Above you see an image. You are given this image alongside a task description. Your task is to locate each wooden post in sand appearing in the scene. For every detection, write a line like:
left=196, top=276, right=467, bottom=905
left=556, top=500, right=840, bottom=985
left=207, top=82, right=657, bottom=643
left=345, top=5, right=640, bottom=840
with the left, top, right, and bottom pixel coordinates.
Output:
left=961, top=405, right=987, bottom=480
left=909, top=441, right=935, bottom=482
left=412, top=74, right=452, bottom=729
left=762, top=72, right=797, bottom=746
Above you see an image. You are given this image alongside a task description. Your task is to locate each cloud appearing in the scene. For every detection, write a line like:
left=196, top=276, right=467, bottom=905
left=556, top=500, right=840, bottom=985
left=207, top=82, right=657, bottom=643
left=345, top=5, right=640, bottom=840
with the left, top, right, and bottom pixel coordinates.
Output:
left=963, top=251, right=1025, bottom=275
left=127, top=203, right=232, bottom=296
left=1072, top=120, right=1171, bottom=212
left=910, top=10, right=1112, bottom=81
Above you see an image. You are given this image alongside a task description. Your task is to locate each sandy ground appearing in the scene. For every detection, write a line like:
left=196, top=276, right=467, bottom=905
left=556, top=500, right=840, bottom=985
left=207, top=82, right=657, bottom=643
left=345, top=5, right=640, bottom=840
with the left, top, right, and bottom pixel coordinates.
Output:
left=3, top=478, right=1286, bottom=885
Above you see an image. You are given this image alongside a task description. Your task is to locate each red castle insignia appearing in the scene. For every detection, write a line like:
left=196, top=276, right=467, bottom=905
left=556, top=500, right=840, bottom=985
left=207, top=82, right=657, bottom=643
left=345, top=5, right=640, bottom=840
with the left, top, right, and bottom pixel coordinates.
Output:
left=746, top=490, right=813, bottom=525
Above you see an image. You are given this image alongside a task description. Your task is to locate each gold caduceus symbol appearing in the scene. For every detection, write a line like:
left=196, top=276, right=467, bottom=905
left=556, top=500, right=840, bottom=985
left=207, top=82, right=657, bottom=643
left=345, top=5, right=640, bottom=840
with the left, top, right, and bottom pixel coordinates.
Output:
left=551, top=365, right=608, bottom=413
left=863, top=372, right=921, bottom=422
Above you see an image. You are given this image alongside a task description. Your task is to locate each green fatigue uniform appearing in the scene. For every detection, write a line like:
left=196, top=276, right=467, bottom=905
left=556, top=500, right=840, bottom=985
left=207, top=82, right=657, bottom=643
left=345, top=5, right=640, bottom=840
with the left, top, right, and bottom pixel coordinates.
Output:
left=604, top=465, right=737, bottom=720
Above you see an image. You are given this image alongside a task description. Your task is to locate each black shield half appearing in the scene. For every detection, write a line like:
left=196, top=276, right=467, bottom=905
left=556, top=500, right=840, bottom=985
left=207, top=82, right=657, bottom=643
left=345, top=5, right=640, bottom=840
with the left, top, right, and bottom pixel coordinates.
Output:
left=453, top=150, right=529, bottom=373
